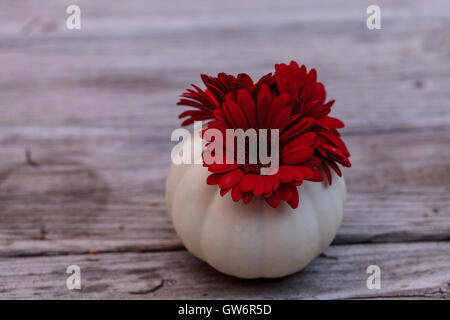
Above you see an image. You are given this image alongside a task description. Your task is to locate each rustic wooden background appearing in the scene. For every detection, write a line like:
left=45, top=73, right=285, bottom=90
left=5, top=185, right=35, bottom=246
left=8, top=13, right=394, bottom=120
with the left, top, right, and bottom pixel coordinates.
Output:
left=0, top=0, right=449, bottom=299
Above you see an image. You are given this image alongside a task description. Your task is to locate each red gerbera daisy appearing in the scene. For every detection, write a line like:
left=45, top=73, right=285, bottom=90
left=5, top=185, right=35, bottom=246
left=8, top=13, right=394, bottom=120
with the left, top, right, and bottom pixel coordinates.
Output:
left=177, top=61, right=351, bottom=209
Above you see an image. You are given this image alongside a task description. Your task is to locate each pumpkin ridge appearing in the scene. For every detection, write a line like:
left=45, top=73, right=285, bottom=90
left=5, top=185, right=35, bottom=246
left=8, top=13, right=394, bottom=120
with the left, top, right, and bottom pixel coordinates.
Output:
left=198, top=186, right=223, bottom=265
left=308, top=181, right=334, bottom=254
left=189, top=130, right=218, bottom=259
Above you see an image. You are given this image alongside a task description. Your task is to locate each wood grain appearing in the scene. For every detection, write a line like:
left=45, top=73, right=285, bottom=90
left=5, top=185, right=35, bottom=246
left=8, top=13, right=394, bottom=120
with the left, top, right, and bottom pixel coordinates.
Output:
left=1, top=129, right=450, bottom=257
left=0, top=0, right=449, bottom=299
left=1, top=242, right=448, bottom=299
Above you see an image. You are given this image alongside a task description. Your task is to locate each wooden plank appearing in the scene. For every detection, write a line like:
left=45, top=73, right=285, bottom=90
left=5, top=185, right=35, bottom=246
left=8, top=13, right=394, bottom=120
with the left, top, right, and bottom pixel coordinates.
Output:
left=0, top=125, right=449, bottom=256
left=0, top=1, right=450, bottom=132
left=0, top=0, right=449, bottom=300
left=1, top=4, right=449, bottom=256
left=1, top=241, right=448, bottom=299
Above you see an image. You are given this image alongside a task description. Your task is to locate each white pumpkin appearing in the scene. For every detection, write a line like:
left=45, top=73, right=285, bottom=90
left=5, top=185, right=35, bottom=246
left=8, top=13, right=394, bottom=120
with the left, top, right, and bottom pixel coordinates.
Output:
left=166, top=130, right=346, bottom=279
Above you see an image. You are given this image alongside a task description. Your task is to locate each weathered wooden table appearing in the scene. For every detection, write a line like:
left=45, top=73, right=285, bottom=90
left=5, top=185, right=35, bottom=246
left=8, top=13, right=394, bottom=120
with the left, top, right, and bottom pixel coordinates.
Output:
left=0, top=0, right=449, bottom=299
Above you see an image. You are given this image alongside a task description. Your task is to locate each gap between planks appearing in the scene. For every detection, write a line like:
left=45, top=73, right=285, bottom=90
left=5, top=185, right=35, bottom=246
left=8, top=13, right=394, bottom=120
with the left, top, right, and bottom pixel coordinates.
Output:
left=3, top=238, right=450, bottom=260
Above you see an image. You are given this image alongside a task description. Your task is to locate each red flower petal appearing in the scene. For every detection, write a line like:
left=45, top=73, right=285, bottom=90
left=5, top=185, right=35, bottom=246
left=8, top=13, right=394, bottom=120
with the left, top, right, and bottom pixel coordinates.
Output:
left=236, top=73, right=254, bottom=91
left=240, top=173, right=257, bottom=192
left=302, top=156, right=322, bottom=167
left=267, top=94, right=290, bottom=128
left=262, top=176, right=273, bottom=193
left=310, top=169, right=323, bottom=182
left=253, top=175, right=265, bottom=196
left=314, top=82, right=326, bottom=102
left=284, top=132, right=316, bottom=149
left=280, top=117, right=315, bottom=144
left=222, top=100, right=240, bottom=129
left=218, top=169, right=244, bottom=189
left=207, top=173, right=221, bottom=185
left=317, top=116, right=344, bottom=129
left=237, top=89, right=257, bottom=128
left=265, top=190, right=280, bottom=208
left=243, top=192, right=253, bottom=204
left=208, top=163, right=240, bottom=173
left=220, top=187, right=232, bottom=196
left=271, top=106, right=292, bottom=132
left=268, top=175, right=280, bottom=191
left=281, top=146, right=314, bottom=165
left=321, top=144, right=351, bottom=167
left=291, top=166, right=314, bottom=180
left=277, top=165, right=305, bottom=183
left=317, top=130, right=350, bottom=157
left=322, top=161, right=332, bottom=185
left=278, top=184, right=293, bottom=201
left=287, top=186, right=299, bottom=209
left=324, top=159, right=342, bottom=177
left=231, top=185, right=244, bottom=202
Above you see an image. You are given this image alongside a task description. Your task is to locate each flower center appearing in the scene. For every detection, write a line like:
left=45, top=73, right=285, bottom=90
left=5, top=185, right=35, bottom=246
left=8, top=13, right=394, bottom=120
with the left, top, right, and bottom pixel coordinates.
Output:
left=241, top=164, right=261, bottom=174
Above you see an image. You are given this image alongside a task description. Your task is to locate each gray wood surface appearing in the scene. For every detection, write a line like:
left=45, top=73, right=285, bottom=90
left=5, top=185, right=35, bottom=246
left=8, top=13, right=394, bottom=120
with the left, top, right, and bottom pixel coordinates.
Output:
left=0, top=0, right=449, bottom=299
left=2, top=242, right=449, bottom=299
